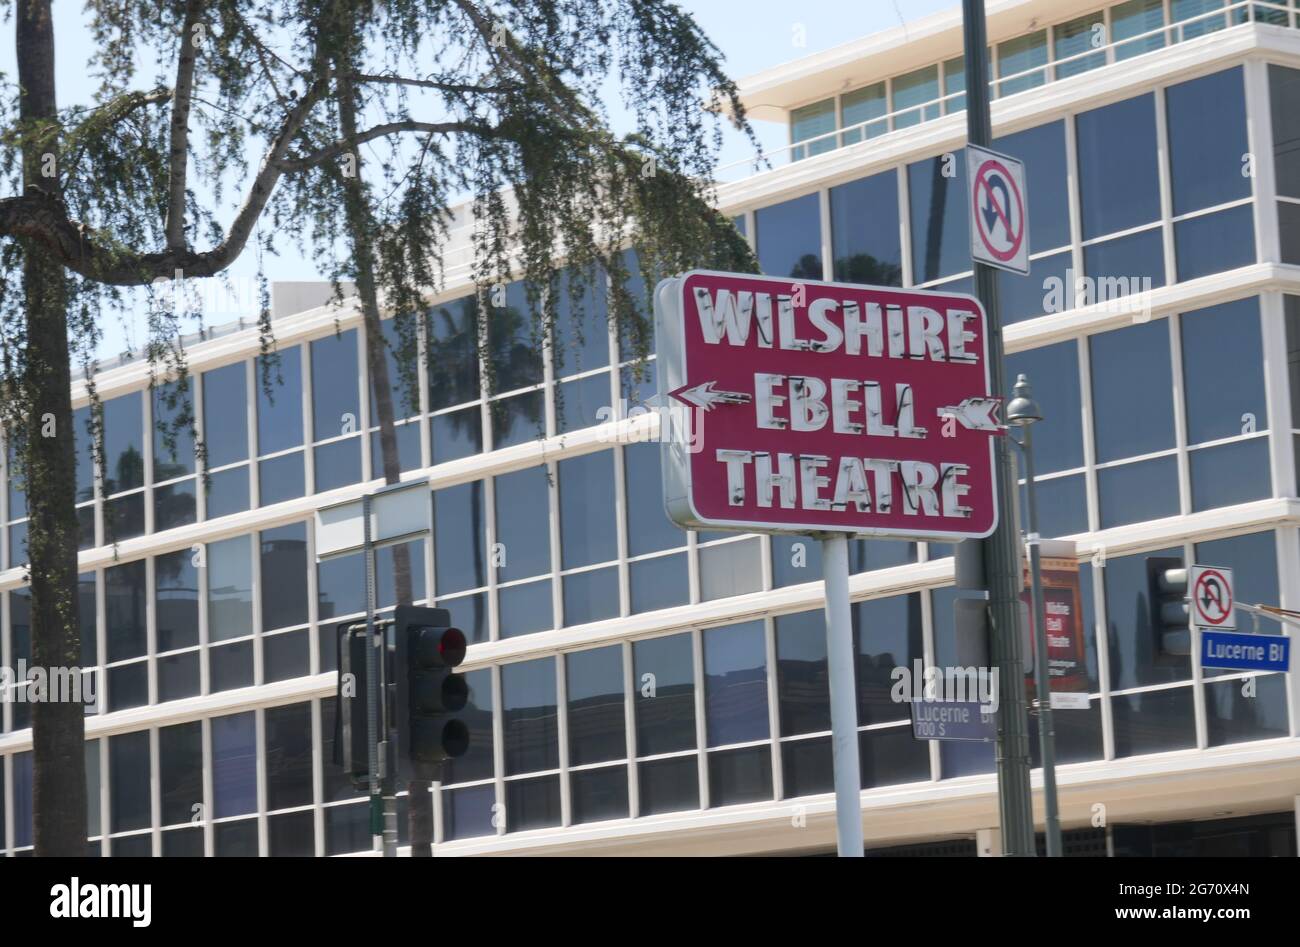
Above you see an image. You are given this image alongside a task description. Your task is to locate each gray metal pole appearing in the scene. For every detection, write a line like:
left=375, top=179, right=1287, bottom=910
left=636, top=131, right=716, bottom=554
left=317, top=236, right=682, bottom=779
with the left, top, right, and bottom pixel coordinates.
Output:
left=959, top=0, right=1037, bottom=857
left=362, top=492, right=398, bottom=857
left=822, top=534, right=863, bottom=857
left=1022, top=421, right=1063, bottom=857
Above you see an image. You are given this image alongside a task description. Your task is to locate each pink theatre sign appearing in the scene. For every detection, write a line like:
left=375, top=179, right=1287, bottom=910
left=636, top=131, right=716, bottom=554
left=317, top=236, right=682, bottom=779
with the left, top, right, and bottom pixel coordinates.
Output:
left=654, top=270, right=1001, bottom=540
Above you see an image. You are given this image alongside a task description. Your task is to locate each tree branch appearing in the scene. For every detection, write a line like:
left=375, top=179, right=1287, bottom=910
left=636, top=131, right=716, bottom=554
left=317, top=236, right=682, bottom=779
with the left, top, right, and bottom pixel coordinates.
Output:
left=165, top=0, right=204, bottom=251
left=278, top=119, right=495, bottom=172
left=352, top=72, right=522, bottom=95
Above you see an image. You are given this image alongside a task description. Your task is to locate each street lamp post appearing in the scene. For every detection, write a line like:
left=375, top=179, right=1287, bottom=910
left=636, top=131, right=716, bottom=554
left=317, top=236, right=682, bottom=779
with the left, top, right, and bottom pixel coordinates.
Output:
left=1005, top=373, right=1063, bottom=858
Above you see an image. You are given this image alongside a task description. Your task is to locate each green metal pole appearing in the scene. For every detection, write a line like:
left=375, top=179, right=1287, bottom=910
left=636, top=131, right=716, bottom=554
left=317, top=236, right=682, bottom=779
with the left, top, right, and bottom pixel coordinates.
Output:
left=959, top=0, right=1036, bottom=856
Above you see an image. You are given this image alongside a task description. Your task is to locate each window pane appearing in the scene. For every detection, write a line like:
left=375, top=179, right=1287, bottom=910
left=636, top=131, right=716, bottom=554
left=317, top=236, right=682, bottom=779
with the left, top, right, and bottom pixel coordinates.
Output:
left=862, top=725, right=931, bottom=788
left=159, top=721, right=203, bottom=827
left=210, top=639, right=254, bottom=692
left=634, top=632, right=696, bottom=756
left=431, top=406, right=483, bottom=463
left=556, top=372, right=611, bottom=434
left=259, top=451, right=305, bottom=506
left=1076, top=94, right=1161, bottom=239
left=257, top=347, right=304, bottom=454
left=571, top=766, right=627, bottom=824
left=699, top=538, right=763, bottom=601
left=840, top=83, right=887, bottom=144
left=261, top=522, right=308, bottom=631
left=490, top=389, right=544, bottom=448
left=755, top=193, right=822, bottom=280
left=558, top=451, right=617, bottom=568
left=562, top=566, right=619, bottom=626
left=152, top=380, right=196, bottom=479
left=368, top=316, right=421, bottom=424
left=501, top=657, right=558, bottom=776
left=268, top=809, right=314, bottom=856
left=1190, top=439, right=1271, bottom=512
left=499, top=578, right=554, bottom=638
left=624, top=441, right=682, bottom=556
left=908, top=149, right=968, bottom=282
left=208, top=535, right=253, bottom=641
left=1181, top=298, right=1265, bottom=443
left=858, top=593, right=924, bottom=725
left=1167, top=68, right=1250, bottom=216
left=997, top=31, right=1047, bottom=96
left=553, top=268, right=609, bottom=375
left=1269, top=65, right=1300, bottom=199
left=495, top=465, right=550, bottom=581
left=153, top=549, right=202, bottom=656
left=109, top=730, right=150, bottom=833
left=504, top=774, right=561, bottom=832
left=1205, top=673, right=1289, bottom=746
left=158, top=651, right=200, bottom=702
left=438, top=591, right=488, bottom=645
left=771, top=535, right=821, bottom=589
left=1090, top=320, right=1174, bottom=462
left=703, top=621, right=768, bottom=747
left=708, top=745, right=772, bottom=807
left=629, top=553, right=689, bottom=614
left=212, top=712, right=257, bottom=818
left=368, top=423, right=421, bottom=479
left=427, top=296, right=481, bottom=411
left=566, top=645, right=626, bottom=766
left=775, top=610, right=829, bottom=736
left=1018, top=473, right=1089, bottom=539
left=1006, top=341, right=1083, bottom=473
left=1175, top=206, right=1256, bottom=281
left=442, top=784, right=496, bottom=840
left=1171, top=0, right=1227, bottom=39
left=317, top=551, right=364, bottom=621
left=107, top=661, right=148, bottom=712
left=102, top=392, right=144, bottom=495
left=782, top=736, right=832, bottom=797
left=203, top=362, right=248, bottom=468
left=638, top=755, right=699, bottom=815
left=155, top=478, right=197, bottom=530
left=1053, top=13, right=1105, bottom=79
left=105, top=559, right=147, bottom=663
left=892, top=65, right=940, bottom=127
left=263, top=630, right=309, bottom=683
left=790, top=98, right=836, bottom=160
left=1112, top=0, right=1167, bottom=60
left=311, top=330, right=360, bottom=440
left=1084, top=227, right=1165, bottom=295
left=265, top=702, right=313, bottom=811
left=486, top=281, right=544, bottom=393
left=1098, top=456, right=1180, bottom=528
left=830, top=171, right=902, bottom=286
left=205, top=464, right=249, bottom=517
left=1112, top=687, right=1196, bottom=757
left=433, top=481, right=486, bottom=593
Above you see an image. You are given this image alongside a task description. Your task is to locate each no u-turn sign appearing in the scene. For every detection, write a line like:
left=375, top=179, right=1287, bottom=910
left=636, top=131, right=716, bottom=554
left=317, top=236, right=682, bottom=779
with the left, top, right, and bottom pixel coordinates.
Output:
left=967, top=144, right=1030, bottom=275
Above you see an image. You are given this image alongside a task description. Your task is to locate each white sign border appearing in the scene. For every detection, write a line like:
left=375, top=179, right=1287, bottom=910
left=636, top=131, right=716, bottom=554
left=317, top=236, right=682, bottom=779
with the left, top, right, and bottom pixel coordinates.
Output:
left=967, top=144, right=1031, bottom=276
left=655, top=269, right=1000, bottom=541
left=1189, top=564, right=1237, bottom=631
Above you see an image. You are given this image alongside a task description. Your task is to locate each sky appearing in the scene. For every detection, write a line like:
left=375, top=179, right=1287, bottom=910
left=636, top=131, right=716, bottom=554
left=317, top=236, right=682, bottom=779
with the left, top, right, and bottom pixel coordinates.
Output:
left=0, top=0, right=956, bottom=359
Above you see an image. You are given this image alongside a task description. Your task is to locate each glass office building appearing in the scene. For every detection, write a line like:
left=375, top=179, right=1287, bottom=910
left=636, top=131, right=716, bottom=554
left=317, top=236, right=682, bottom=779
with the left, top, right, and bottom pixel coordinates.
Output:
left=3, top=0, right=1300, bottom=856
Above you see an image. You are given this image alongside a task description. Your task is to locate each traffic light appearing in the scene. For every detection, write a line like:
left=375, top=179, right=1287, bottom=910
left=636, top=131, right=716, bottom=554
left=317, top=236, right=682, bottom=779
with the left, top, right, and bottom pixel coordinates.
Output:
left=1146, top=556, right=1191, bottom=660
left=392, top=605, right=470, bottom=782
left=335, top=620, right=372, bottom=786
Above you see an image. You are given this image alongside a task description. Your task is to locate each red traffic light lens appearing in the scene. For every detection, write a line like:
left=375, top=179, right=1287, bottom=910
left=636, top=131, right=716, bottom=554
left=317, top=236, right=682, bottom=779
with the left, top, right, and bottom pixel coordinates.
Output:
left=439, top=627, right=466, bottom=667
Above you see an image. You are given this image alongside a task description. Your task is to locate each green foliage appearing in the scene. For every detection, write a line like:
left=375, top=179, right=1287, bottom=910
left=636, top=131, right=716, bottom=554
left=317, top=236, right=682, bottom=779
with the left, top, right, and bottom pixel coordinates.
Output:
left=0, top=0, right=760, bottom=466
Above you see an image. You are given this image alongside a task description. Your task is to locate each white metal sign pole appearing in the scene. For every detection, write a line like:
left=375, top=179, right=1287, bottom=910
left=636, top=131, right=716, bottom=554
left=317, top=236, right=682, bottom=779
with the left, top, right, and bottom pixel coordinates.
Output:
left=822, top=534, right=863, bottom=857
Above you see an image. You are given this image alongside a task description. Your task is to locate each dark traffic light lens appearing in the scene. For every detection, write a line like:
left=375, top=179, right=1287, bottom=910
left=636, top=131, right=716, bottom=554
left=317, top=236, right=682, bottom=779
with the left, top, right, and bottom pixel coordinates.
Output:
left=442, top=720, right=470, bottom=759
left=439, top=627, right=466, bottom=667
left=442, top=673, right=468, bottom=713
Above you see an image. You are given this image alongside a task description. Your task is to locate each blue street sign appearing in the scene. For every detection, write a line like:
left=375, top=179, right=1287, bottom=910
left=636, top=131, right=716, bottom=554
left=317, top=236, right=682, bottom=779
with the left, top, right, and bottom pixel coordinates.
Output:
left=910, top=699, right=996, bottom=742
left=1200, top=630, right=1290, bottom=672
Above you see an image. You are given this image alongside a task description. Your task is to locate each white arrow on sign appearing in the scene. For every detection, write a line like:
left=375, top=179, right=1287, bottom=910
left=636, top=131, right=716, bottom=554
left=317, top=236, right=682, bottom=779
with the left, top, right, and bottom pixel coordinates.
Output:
left=936, top=396, right=1002, bottom=432
left=670, top=381, right=753, bottom=411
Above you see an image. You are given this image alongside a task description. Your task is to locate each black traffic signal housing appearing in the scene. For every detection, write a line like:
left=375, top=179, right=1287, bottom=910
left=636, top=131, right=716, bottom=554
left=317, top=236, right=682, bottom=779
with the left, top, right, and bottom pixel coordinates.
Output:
left=334, top=620, right=372, bottom=787
left=392, top=605, right=470, bottom=782
left=1146, top=556, right=1191, bottom=661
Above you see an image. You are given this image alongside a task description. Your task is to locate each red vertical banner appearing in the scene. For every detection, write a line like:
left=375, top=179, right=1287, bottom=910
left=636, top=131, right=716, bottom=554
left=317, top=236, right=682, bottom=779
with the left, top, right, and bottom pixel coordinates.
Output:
left=1021, top=540, right=1090, bottom=709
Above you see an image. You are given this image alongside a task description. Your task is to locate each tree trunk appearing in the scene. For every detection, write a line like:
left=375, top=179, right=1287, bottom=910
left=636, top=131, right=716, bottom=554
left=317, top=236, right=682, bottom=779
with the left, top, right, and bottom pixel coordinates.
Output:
left=17, top=0, right=88, bottom=856
left=335, top=67, right=432, bottom=856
